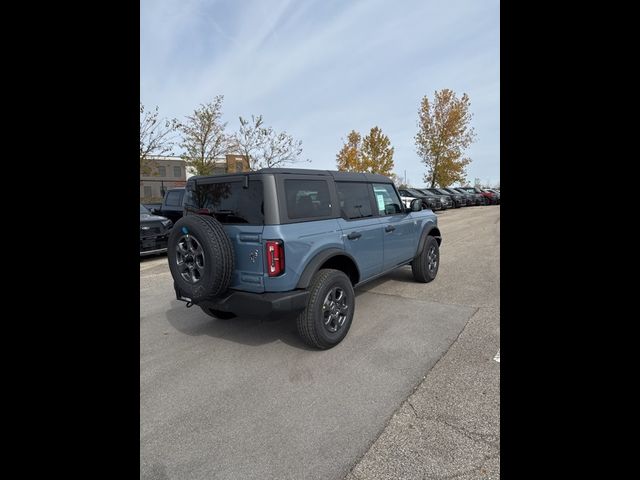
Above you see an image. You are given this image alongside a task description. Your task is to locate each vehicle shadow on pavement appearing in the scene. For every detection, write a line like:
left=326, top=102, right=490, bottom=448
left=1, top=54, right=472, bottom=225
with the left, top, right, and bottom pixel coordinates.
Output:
left=356, top=266, right=415, bottom=293
left=165, top=302, right=316, bottom=351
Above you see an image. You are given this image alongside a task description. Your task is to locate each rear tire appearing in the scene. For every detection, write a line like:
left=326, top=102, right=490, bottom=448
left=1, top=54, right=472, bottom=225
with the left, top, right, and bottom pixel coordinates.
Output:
left=296, top=269, right=355, bottom=349
left=412, top=236, right=439, bottom=283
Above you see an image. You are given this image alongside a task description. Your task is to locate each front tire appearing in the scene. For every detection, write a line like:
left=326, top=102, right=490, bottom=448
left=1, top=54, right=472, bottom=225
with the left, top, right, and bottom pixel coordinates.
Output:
left=412, top=236, right=439, bottom=283
left=296, top=269, right=355, bottom=349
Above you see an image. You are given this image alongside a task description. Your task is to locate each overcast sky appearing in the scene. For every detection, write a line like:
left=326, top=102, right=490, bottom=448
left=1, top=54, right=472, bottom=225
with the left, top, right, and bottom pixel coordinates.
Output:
left=141, top=0, right=499, bottom=187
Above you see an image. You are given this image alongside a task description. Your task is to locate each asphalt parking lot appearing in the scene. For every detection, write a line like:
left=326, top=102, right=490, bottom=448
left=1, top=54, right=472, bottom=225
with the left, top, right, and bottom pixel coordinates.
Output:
left=140, top=205, right=500, bottom=480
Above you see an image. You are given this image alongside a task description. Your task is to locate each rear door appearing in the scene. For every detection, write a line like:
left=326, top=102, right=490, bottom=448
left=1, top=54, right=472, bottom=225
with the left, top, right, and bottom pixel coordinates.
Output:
left=184, top=177, right=266, bottom=292
left=335, top=181, right=383, bottom=280
left=371, top=183, right=419, bottom=271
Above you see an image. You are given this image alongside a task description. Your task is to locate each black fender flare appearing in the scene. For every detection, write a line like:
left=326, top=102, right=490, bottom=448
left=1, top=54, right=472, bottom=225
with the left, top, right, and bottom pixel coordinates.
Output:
left=295, top=248, right=360, bottom=289
left=415, top=223, right=442, bottom=257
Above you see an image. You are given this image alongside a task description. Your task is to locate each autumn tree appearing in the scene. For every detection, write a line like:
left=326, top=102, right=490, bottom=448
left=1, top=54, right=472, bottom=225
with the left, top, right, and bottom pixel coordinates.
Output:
left=232, top=114, right=305, bottom=170
left=336, top=130, right=363, bottom=172
left=180, top=96, right=232, bottom=175
left=415, top=89, right=476, bottom=187
left=140, top=103, right=178, bottom=175
left=362, top=127, right=394, bottom=176
left=336, top=127, right=394, bottom=176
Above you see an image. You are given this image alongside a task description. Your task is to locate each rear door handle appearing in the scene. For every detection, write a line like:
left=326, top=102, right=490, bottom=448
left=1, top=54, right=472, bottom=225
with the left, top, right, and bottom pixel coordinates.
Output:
left=347, top=232, right=361, bottom=240
left=385, top=225, right=396, bottom=233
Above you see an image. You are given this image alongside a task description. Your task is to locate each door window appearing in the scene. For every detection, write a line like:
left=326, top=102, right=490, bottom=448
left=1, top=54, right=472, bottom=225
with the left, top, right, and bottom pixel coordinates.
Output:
left=335, top=182, right=373, bottom=220
left=372, top=183, right=403, bottom=216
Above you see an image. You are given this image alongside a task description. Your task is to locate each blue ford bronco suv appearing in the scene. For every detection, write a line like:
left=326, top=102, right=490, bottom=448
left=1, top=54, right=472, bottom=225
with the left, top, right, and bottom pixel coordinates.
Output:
left=168, top=168, right=442, bottom=349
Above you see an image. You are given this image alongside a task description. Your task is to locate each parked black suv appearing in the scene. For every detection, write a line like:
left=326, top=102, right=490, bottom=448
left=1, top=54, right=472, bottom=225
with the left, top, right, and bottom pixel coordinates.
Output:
left=399, top=188, right=443, bottom=210
left=425, top=188, right=466, bottom=208
left=415, top=189, right=454, bottom=209
left=441, top=187, right=474, bottom=206
left=150, top=187, right=185, bottom=224
left=140, top=204, right=173, bottom=256
left=453, top=187, right=486, bottom=206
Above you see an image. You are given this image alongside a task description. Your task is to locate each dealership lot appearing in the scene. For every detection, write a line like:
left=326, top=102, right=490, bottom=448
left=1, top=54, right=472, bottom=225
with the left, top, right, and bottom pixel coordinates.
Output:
left=140, top=206, right=500, bottom=480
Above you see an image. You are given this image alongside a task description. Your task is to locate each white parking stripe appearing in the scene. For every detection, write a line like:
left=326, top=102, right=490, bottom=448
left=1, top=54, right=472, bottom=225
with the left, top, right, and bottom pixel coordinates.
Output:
left=493, top=349, right=500, bottom=363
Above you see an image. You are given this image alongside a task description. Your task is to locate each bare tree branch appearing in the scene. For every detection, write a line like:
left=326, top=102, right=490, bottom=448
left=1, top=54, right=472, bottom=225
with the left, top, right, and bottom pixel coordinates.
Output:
left=232, top=115, right=306, bottom=170
left=179, top=96, right=232, bottom=175
left=140, top=103, right=178, bottom=175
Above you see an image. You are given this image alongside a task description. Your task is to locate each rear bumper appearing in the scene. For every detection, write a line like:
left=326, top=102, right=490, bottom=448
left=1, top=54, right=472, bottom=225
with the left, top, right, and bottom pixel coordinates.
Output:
left=176, top=287, right=310, bottom=319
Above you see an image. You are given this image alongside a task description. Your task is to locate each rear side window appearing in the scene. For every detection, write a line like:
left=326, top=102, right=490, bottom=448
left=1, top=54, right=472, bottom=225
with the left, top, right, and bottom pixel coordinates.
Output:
left=372, top=183, right=403, bottom=215
left=164, top=190, right=183, bottom=206
left=335, top=182, right=373, bottom=220
left=284, top=179, right=332, bottom=219
left=184, top=180, right=264, bottom=224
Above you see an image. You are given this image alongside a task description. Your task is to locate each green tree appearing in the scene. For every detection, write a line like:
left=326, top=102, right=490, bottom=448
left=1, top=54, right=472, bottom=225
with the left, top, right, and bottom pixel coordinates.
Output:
left=180, top=96, right=231, bottom=175
left=415, top=89, right=476, bottom=187
left=140, top=103, right=178, bottom=175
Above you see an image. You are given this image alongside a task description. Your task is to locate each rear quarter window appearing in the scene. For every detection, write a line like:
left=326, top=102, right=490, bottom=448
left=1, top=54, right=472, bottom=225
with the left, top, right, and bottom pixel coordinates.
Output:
left=284, top=179, right=332, bottom=220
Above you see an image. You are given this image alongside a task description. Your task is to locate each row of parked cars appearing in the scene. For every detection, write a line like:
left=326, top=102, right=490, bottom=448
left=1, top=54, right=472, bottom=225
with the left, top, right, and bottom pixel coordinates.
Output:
left=398, top=186, right=500, bottom=211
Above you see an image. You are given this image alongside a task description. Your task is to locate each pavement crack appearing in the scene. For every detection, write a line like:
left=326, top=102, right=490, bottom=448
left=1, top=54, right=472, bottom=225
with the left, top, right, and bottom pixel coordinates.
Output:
left=407, top=399, right=420, bottom=418
left=361, top=290, right=491, bottom=310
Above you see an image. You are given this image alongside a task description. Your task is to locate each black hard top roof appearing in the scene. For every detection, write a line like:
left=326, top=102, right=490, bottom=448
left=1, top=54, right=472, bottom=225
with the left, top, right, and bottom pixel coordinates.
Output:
left=189, top=168, right=392, bottom=183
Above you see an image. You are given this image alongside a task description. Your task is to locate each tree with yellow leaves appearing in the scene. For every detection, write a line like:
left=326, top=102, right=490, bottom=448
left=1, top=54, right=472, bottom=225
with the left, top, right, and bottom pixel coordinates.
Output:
left=336, top=130, right=363, bottom=172
left=415, top=89, right=476, bottom=187
left=336, top=127, right=394, bottom=176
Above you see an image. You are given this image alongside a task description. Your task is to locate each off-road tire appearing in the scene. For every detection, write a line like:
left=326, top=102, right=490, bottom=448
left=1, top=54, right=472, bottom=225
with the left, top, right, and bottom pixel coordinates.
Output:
left=296, top=269, right=355, bottom=350
left=412, top=235, right=439, bottom=283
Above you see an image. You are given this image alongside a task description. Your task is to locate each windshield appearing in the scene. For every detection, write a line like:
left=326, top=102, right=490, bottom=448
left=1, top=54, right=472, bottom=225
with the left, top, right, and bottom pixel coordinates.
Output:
left=140, top=204, right=150, bottom=214
left=407, top=188, right=426, bottom=197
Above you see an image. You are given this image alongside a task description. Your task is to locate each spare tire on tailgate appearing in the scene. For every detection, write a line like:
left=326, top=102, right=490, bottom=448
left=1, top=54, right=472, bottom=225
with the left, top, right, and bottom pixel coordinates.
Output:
left=167, top=215, right=235, bottom=302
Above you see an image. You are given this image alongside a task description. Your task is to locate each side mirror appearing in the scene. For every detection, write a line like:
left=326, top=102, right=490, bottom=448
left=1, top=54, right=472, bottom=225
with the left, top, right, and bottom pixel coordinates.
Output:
left=150, top=208, right=159, bottom=214
left=410, top=198, right=423, bottom=212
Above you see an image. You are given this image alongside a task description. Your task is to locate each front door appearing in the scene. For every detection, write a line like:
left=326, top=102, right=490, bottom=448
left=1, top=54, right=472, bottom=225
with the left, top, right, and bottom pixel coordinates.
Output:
left=371, top=183, right=418, bottom=271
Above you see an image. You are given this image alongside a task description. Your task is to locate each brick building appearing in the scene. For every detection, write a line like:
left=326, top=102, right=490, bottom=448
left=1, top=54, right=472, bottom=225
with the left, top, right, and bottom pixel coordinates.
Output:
left=140, top=154, right=250, bottom=202
left=140, top=156, right=187, bottom=202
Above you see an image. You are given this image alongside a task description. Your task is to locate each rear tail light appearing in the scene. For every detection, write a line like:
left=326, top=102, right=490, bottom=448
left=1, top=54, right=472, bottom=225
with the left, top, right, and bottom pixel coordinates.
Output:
left=266, top=240, right=285, bottom=277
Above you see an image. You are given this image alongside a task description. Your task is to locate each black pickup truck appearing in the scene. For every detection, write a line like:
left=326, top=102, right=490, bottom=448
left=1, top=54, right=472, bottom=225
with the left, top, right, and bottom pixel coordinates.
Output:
left=147, top=187, right=185, bottom=224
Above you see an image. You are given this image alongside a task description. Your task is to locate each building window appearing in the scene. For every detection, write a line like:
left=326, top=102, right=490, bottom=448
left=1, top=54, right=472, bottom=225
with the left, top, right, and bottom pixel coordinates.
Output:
left=158, top=166, right=166, bottom=177
left=144, top=186, right=152, bottom=197
left=235, top=161, right=243, bottom=172
left=174, top=166, right=181, bottom=177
